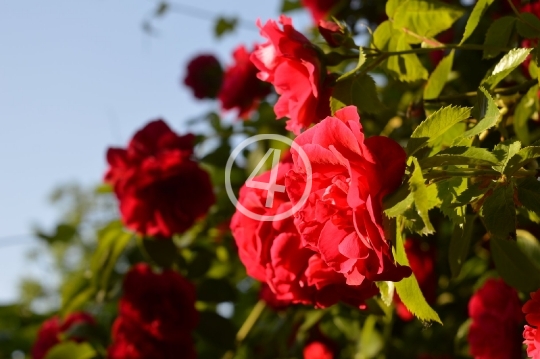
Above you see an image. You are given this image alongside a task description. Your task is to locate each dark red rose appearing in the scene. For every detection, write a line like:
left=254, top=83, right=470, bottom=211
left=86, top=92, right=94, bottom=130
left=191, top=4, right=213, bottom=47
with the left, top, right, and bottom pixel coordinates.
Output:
left=105, top=120, right=215, bottom=238
left=218, top=45, right=270, bottom=119
left=303, top=340, right=334, bottom=359
left=231, top=157, right=378, bottom=309
left=118, top=263, right=198, bottom=342
left=251, top=16, right=332, bottom=134
left=285, top=106, right=411, bottom=286
left=468, top=278, right=523, bottom=359
left=301, top=0, right=341, bottom=23
left=523, top=289, right=540, bottom=358
left=183, top=54, right=223, bottom=99
left=31, top=312, right=95, bottom=359
left=395, top=239, right=437, bottom=321
left=108, top=317, right=196, bottom=359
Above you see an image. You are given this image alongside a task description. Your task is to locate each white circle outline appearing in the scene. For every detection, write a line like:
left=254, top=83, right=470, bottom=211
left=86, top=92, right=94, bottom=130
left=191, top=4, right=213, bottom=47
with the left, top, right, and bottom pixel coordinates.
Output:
left=225, top=134, right=312, bottom=222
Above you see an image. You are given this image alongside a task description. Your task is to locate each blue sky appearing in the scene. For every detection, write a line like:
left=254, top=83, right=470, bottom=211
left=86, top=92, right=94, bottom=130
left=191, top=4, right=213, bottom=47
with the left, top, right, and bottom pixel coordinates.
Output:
left=0, top=0, right=311, bottom=303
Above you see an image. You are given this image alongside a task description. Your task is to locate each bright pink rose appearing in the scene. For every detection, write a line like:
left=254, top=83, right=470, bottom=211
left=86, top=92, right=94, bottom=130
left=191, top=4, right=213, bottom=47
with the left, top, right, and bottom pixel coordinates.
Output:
left=301, top=0, right=340, bottom=23
left=285, top=106, right=411, bottom=286
left=105, top=120, right=215, bottom=238
left=31, top=312, right=95, bottom=359
left=231, top=158, right=378, bottom=309
left=251, top=15, right=332, bottom=134
left=468, top=278, right=523, bottom=359
left=303, top=340, right=334, bottom=359
left=183, top=54, right=223, bottom=99
left=523, top=289, right=540, bottom=358
left=218, top=45, right=270, bottom=118
left=395, top=239, right=437, bottom=321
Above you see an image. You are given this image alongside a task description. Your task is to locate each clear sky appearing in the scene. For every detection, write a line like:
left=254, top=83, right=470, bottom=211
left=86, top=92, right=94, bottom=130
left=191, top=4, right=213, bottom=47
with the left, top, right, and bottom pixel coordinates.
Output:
left=0, top=0, right=311, bottom=303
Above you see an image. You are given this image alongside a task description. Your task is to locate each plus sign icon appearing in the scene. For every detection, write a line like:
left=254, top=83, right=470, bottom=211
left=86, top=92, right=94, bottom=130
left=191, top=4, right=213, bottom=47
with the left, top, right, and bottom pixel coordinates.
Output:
left=225, top=134, right=312, bottom=222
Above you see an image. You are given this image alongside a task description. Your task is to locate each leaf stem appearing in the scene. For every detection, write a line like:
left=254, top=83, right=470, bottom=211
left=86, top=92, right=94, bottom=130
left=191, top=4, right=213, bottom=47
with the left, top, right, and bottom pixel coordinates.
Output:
left=424, top=78, right=538, bottom=103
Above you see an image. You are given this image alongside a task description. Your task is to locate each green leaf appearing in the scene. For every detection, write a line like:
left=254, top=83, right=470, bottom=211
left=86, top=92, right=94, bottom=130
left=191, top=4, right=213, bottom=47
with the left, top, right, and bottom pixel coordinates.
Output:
left=375, top=281, right=395, bottom=307
left=483, top=17, right=517, bottom=59
left=436, top=176, right=468, bottom=223
left=493, top=139, right=522, bottom=172
left=44, top=342, right=96, bottom=359
left=90, top=221, right=133, bottom=291
left=384, top=185, right=414, bottom=218
left=516, top=12, right=540, bottom=39
left=214, top=17, right=237, bottom=38
left=420, top=146, right=499, bottom=168
left=394, top=224, right=441, bottom=324
left=154, top=2, right=169, bottom=17
left=482, top=48, right=532, bottom=90
left=504, top=146, right=540, bottom=175
left=461, top=0, right=494, bottom=44
left=460, top=87, right=500, bottom=139
left=517, top=229, right=540, bottom=269
left=449, top=215, right=476, bottom=278
left=330, top=74, right=384, bottom=114
left=372, top=22, right=428, bottom=82
left=407, top=106, right=471, bottom=155
left=336, top=48, right=366, bottom=82
left=408, top=157, right=437, bottom=235
left=481, top=184, right=516, bottom=240
left=359, top=315, right=384, bottom=358
left=386, top=34, right=429, bottom=82
left=514, top=85, right=539, bottom=146
left=385, top=0, right=402, bottom=18
left=140, top=237, right=178, bottom=268
left=491, top=237, right=540, bottom=292
left=517, top=177, right=540, bottom=215
left=424, top=50, right=454, bottom=100
left=392, top=0, right=464, bottom=43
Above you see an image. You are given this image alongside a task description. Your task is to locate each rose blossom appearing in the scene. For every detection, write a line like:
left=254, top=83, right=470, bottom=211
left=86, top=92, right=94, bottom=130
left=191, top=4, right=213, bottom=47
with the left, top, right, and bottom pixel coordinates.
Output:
left=108, top=263, right=198, bottom=359
left=251, top=15, right=332, bottom=134
left=468, top=278, right=523, bottom=359
left=31, top=312, right=95, bottom=359
left=286, top=106, right=411, bottom=285
left=183, top=54, right=223, bottom=99
left=218, top=45, right=270, bottom=118
left=231, top=157, right=378, bottom=309
left=523, top=289, right=540, bottom=358
left=395, top=239, right=437, bottom=321
left=105, top=120, right=215, bottom=238
left=303, top=340, right=335, bottom=359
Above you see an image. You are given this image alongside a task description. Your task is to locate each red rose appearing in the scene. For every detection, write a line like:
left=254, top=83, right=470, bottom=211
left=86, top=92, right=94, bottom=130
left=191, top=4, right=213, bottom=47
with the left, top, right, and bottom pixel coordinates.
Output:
left=183, top=54, right=223, bottom=99
left=231, top=158, right=378, bottom=309
left=301, top=0, right=340, bottom=23
left=251, top=15, right=332, bottom=134
left=395, top=239, right=437, bottom=321
left=303, top=340, right=334, bottom=359
left=285, top=106, right=411, bottom=286
left=105, top=120, right=215, bottom=238
left=259, top=283, right=293, bottom=311
left=119, top=263, right=198, bottom=342
left=318, top=20, right=344, bottom=48
left=523, top=289, right=540, bottom=358
left=218, top=45, right=270, bottom=119
left=468, top=278, right=523, bottom=359
left=31, top=312, right=95, bottom=359
left=108, top=317, right=196, bottom=359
